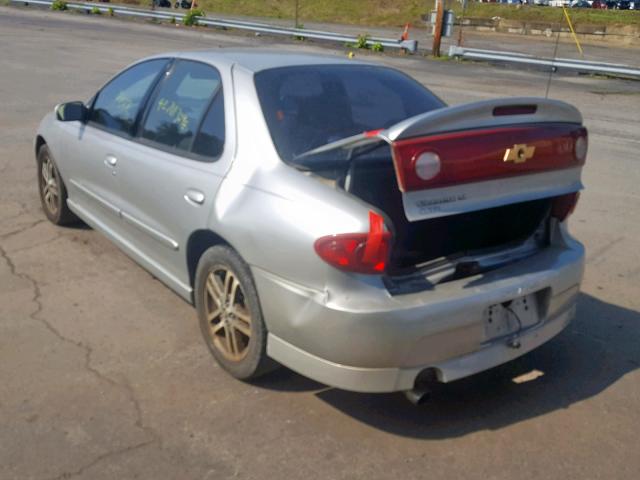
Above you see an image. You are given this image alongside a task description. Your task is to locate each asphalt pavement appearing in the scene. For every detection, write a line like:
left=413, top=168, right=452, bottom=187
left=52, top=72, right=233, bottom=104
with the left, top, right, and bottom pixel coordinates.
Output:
left=1, top=6, right=639, bottom=480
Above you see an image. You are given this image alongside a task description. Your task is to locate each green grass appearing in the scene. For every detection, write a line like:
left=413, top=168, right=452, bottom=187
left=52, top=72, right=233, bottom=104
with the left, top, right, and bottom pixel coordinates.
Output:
left=195, top=0, right=425, bottom=27
left=183, top=7, right=205, bottom=26
left=49, top=0, right=640, bottom=28
left=51, top=0, right=68, bottom=11
left=460, top=4, right=640, bottom=27
left=191, top=1, right=640, bottom=28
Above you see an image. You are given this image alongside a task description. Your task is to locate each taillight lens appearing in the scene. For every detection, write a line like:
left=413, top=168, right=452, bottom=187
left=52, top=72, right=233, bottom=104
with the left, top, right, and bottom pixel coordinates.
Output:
left=551, top=192, right=580, bottom=221
left=314, top=211, right=391, bottom=274
left=391, top=123, right=587, bottom=192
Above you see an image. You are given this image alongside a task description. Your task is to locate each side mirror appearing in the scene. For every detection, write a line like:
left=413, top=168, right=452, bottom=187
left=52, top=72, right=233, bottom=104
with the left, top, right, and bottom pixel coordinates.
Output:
left=55, top=101, right=88, bottom=122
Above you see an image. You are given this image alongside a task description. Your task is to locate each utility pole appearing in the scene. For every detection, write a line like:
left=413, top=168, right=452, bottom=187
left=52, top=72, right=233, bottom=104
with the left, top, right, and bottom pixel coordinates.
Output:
left=457, top=0, right=467, bottom=47
left=432, top=0, right=444, bottom=57
left=294, top=0, right=300, bottom=28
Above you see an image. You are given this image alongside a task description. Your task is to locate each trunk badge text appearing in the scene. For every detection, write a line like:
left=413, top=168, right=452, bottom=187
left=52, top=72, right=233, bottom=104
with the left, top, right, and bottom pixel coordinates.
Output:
left=503, top=144, right=535, bottom=164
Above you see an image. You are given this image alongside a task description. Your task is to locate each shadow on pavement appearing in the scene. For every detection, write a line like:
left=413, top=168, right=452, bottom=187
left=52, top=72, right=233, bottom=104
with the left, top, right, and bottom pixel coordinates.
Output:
left=64, top=221, right=91, bottom=230
left=260, top=293, right=640, bottom=437
left=251, top=367, right=326, bottom=392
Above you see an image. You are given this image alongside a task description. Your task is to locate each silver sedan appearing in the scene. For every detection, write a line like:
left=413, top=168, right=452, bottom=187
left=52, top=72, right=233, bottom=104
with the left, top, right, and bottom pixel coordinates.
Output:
left=35, top=50, right=586, bottom=397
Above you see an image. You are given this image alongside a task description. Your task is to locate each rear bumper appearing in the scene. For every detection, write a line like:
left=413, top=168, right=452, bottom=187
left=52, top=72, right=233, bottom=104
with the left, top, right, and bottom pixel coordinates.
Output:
left=253, top=237, right=584, bottom=393
left=267, top=303, right=575, bottom=392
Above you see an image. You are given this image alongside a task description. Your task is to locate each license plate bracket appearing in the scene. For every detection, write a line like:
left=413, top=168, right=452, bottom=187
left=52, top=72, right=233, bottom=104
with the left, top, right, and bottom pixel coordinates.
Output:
left=483, top=293, right=540, bottom=340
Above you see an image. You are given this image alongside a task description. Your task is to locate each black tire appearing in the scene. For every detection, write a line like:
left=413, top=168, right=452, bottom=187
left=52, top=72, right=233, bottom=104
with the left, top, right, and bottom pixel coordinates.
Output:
left=37, top=144, right=78, bottom=226
left=194, top=245, right=277, bottom=380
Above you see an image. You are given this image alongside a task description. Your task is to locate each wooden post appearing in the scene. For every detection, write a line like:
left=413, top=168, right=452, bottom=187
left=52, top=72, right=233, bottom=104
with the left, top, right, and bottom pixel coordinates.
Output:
left=432, top=0, right=444, bottom=57
left=457, top=0, right=467, bottom=47
left=294, top=0, right=300, bottom=28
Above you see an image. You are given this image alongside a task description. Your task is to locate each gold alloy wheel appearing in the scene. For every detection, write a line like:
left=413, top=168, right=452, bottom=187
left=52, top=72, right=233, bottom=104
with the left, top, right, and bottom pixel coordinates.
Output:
left=204, top=267, right=252, bottom=362
left=41, top=153, right=59, bottom=215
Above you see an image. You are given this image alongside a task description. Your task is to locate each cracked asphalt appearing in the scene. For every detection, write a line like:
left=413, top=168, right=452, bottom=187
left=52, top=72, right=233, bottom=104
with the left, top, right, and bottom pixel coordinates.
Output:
left=1, top=6, right=639, bottom=480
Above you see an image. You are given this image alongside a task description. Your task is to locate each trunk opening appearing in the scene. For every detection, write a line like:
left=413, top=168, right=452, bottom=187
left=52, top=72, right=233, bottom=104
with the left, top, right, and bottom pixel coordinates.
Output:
left=285, top=97, right=585, bottom=290
left=338, top=147, right=552, bottom=287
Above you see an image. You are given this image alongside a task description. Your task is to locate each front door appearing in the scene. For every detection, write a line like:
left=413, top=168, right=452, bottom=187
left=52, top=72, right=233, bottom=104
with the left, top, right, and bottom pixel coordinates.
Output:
left=64, top=58, right=170, bottom=235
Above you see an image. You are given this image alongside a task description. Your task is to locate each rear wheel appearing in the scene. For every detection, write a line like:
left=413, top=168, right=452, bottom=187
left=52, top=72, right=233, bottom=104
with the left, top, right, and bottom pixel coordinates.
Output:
left=195, top=245, right=277, bottom=380
left=37, top=145, right=78, bottom=225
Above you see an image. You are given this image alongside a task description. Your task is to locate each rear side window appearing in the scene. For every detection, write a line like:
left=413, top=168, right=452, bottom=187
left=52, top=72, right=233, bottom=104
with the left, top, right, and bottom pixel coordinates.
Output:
left=141, top=60, right=223, bottom=156
left=254, top=65, right=445, bottom=162
left=90, top=59, right=168, bottom=136
left=191, top=93, right=225, bottom=159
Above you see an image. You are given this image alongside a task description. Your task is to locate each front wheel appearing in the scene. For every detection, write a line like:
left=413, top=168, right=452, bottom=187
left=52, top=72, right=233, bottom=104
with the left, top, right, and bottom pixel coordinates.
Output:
left=37, top=145, right=78, bottom=225
left=194, top=245, right=277, bottom=380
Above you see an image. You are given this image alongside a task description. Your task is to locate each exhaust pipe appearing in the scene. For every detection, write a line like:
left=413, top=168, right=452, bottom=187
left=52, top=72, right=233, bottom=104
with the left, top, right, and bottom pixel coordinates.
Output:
left=404, top=368, right=439, bottom=405
left=404, top=387, right=430, bottom=405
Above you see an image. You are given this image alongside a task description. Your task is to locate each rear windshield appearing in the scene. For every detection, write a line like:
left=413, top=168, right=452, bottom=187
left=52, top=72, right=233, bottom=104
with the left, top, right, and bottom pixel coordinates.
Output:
left=254, top=65, right=445, bottom=163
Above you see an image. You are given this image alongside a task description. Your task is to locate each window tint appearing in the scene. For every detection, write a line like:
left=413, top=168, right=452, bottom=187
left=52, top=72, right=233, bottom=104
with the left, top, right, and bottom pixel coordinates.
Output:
left=254, top=65, right=445, bottom=162
left=141, top=61, right=222, bottom=154
left=192, top=92, right=225, bottom=160
left=341, top=73, right=407, bottom=128
left=90, top=59, right=168, bottom=136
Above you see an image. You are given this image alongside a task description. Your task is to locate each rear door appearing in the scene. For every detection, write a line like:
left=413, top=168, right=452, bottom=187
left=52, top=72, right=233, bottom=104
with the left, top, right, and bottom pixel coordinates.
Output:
left=115, top=59, right=231, bottom=292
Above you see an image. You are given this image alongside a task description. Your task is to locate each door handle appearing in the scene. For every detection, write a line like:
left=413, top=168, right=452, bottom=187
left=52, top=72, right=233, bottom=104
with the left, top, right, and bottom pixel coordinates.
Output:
left=104, top=155, right=118, bottom=168
left=184, top=189, right=205, bottom=206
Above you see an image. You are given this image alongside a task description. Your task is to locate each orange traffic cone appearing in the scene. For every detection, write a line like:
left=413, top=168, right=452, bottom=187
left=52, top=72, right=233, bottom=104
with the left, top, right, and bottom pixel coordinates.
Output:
left=400, top=23, right=410, bottom=41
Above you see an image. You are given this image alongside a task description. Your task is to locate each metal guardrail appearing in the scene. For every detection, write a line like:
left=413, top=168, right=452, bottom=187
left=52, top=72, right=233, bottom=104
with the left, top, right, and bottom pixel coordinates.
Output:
left=11, top=0, right=418, bottom=53
left=449, top=46, right=640, bottom=78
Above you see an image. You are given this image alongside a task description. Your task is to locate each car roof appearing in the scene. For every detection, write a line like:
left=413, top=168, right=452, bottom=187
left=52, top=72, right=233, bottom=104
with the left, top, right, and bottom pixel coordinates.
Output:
left=149, top=48, right=369, bottom=73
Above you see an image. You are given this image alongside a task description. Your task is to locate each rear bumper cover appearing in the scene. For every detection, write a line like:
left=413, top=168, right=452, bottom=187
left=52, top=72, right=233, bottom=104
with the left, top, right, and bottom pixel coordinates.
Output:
left=267, top=303, right=574, bottom=393
left=253, top=238, right=584, bottom=393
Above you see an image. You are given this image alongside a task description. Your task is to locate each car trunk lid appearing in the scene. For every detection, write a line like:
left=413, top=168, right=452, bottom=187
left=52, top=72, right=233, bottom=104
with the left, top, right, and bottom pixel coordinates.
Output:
left=296, top=97, right=587, bottom=223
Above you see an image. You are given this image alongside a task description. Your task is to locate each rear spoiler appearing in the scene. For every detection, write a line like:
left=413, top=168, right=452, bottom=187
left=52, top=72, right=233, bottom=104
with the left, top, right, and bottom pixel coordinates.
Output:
left=386, top=96, right=582, bottom=141
left=295, top=97, right=586, bottom=221
left=294, top=97, right=582, bottom=159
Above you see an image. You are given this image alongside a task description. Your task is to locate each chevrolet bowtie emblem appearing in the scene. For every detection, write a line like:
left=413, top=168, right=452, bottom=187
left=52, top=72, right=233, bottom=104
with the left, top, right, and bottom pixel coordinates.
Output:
left=503, top=144, right=535, bottom=164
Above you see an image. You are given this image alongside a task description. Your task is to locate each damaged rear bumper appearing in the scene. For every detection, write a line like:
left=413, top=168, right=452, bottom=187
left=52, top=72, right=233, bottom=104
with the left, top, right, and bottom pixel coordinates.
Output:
left=266, top=303, right=575, bottom=393
left=253, top=235, right=584, bottom=393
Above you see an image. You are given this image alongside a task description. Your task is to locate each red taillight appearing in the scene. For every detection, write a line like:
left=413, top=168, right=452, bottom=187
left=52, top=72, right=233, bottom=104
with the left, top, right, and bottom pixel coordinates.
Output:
left=314, top=211, right=391, bottom=274
left=551, top=192, right=580, bottom=221
left=391, top=123, right=587, bottom=192
left=492, top=105, right=537, bottom=116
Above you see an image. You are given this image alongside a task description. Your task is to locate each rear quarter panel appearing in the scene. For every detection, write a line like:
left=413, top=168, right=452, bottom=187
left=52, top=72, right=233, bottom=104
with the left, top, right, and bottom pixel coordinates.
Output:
left=211, top=162, right=373, bottom=293
left=208, top=64, right=374, bottom=292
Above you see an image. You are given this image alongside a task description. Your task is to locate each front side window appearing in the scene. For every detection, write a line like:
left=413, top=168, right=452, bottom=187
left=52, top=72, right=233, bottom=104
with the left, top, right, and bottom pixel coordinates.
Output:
left=90, top=59, right=168, bottom=136
left=141, top=60, right=223, bottom=156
